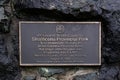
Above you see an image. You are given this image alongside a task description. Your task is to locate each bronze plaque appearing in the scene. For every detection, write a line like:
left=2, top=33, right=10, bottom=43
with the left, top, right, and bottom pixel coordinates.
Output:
left=19, top=22, right=101, bottom=66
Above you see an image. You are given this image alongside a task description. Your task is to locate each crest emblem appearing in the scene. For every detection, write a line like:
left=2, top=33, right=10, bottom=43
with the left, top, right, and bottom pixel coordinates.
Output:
left=56, top=25, right=65, bottom=33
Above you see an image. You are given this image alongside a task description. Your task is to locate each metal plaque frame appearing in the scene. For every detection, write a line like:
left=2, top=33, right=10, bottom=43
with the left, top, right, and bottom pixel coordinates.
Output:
left=19, top=21, right=101, bottom=66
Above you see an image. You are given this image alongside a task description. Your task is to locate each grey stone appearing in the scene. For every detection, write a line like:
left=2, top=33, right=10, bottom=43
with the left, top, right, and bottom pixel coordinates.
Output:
left=0, top=35, right=9, bottom=65
left=0, top=7, right=6, bottom=20
left=23, top=76, right=36, bottom=80
left=99, top=0, right=120, bottom=11
left=0, top=0, right=5, bottom=5
left=73, top=72, right=98, bottom=80
left=39, top=67, right=65, bottom=77
left=47, top=77, right=57, bottom=80
left=99, top=65, right=120, bottom=80
left=0, top=7, right=10, bottom=33
left=0, top=18, right=10, bottom=33
left=0, top=0, right=10, bottom=5
left=0, top=35, right=20, bottom=80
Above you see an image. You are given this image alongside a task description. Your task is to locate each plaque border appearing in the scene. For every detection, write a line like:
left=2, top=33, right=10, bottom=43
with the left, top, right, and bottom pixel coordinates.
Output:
left=19, top=21, right=101, bottom=66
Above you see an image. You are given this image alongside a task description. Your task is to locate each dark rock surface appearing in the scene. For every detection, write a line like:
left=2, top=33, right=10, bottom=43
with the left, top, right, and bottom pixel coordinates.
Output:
left=48, top=77, right=57, bottom=80
left=0, top=6, right=10, bottom=33
left=99, top=64, right=120, bottom=80
left=0, top=35, right=20, bottom=80
left=23, top=76, right=36, bottom=80
left=0, top=0, right=20, bottom=80
left=0, top=0, right=120, bottom=80
left=39, top=67, right=65, bottom=77
left=73, top=72, right=98, bottom=80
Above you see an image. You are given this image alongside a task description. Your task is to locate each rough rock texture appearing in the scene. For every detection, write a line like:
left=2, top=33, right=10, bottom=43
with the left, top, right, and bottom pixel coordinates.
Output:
left=99, top=64, right=120, bottom=80
left=0, top=0, right=20, bottom=80
left=73, top=72, right=98, bottom=80
left=23, top=76, right=36, bottom=80
left=0, top=0, right=120, bottom=80
left=39, top=67, right=65, bottom=77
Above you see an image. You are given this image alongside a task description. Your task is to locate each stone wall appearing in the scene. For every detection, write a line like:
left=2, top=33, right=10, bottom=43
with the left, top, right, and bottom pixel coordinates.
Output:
left=0, top=0, right=120, bottom=80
